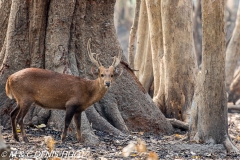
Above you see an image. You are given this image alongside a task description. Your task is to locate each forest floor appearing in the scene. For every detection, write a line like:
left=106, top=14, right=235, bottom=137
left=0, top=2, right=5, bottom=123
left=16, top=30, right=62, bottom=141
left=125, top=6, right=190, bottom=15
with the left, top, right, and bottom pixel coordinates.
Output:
left=1, top=108, right=240, bottom=160
left=1, top=20, right=239, bottom=160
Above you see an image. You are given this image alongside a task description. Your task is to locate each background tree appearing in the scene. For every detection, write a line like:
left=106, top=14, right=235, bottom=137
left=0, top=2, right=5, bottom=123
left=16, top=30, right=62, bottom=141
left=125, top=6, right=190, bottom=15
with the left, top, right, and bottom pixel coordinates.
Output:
left=0, top=0, right=174, bottom=145
left=226, top=3, right=240, bottom=91
left=189, top=0, right=238, bottom=153
left=133, top=0, right=197, bottom=122
left=193, top=0, right=202, bottom=66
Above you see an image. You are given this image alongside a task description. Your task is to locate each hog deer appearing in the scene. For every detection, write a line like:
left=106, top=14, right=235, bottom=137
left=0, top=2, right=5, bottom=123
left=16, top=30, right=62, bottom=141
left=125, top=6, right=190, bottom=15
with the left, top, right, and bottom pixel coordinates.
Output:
left=5, top=39, right=122, bottom=143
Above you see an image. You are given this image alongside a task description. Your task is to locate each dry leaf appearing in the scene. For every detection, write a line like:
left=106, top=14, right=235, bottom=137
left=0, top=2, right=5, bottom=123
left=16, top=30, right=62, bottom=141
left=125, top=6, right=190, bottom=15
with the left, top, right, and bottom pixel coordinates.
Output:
left=131, top=153, right=138, bottom=157
left=36, top=124, right=46, bottom=129
left=192, top=155, right=201, bottom=159
left=16, top=125, right=21, bottom=133
left=122, top=142, right=136, bottom=157
left=44, top=136, right=55, bottom=152
left=138, top=132, right=144, bottom=135
left=50, top=157, right=61, bottom=160
left=147, top=151, right=159, bottom=160
left=136, top=139, right=147, bottom=153
left=237, top=136, right=240, bottom=141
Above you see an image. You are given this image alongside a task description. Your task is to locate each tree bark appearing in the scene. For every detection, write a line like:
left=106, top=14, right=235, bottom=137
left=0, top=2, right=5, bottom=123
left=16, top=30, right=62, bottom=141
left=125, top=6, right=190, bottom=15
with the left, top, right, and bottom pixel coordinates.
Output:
left=226, top=3, right=240, bottom=90
left=190, top=0, right=238, bottom=153
left=161, top=0, right=196, bottom=122
left=134, top=0, right=153, bottom=92
left=0, top=0, right=174, bottom=146
left=145, top=0, right=166, bottom=114
left=134, top=0, right=196, bottom=122
left=193, top=0, right=202, bottom=66
left=128, top=0, right=140, bottom=69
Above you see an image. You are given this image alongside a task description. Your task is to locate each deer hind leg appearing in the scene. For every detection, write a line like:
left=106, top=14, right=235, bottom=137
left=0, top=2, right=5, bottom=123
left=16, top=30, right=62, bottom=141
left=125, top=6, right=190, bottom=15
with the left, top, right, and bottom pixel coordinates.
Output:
left=74, top=112, right=82, bottom=142
left=61, top=104, right=77, bottom=143
left=10, top=104, right=20, bottom=141
left=16, top=100, right=33, bottom=143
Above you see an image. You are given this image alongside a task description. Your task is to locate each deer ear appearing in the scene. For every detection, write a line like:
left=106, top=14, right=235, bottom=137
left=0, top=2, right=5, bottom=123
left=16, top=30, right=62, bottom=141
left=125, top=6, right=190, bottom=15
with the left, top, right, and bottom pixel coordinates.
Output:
left=114, top=67, right=123, bottom=78
left=91, top=66, right=99, bottom=77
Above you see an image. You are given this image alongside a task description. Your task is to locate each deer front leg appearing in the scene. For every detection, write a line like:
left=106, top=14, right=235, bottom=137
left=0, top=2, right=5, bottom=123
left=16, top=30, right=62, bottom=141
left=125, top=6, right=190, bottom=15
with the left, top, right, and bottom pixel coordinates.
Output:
left=74, top=112, right=82, bottom=142
left=61, top=105, right=77, bottom=143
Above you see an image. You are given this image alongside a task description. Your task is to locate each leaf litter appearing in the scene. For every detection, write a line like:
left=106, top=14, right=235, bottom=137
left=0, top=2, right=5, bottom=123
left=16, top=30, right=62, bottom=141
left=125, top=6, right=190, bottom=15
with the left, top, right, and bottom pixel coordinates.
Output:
left=1, top=112, right=240, bottom=159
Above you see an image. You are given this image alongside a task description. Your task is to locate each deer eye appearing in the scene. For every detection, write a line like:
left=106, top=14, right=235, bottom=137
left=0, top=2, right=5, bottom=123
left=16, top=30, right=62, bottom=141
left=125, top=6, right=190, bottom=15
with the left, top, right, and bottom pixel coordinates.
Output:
left=111, top=75, right=113, bottom=77
left=101, top=74, right=104, bottom=77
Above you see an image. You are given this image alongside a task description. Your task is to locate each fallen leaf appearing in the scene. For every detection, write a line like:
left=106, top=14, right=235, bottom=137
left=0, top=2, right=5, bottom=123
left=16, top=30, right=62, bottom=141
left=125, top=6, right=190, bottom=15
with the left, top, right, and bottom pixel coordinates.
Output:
left=44, top=136, right=55, bottom=152
left=147, top=151, right=159, bottom=160
left=136, top=139, right=147, bottom=153
left=138, top=132, right=144, bottom=135
left=237, top=136, right=240, bottom=141
left=36, top=124, right=46, bottom=129
left=122, top=142, right=136, bottom=157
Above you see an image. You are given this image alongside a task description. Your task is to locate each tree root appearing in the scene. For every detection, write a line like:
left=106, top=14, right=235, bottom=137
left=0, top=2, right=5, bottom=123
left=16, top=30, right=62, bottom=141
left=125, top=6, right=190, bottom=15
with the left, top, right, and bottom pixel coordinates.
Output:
left=224, top=135, right=239, bottom=153
left=85, top=104, right=125, bottom=137
left=98, top=94, right=129, bottom=133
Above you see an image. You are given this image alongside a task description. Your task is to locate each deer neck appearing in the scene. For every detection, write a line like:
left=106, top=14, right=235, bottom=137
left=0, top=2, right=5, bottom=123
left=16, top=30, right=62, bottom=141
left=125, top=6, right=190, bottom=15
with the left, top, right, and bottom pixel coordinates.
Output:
left=87, top=78, right=108, bottom=104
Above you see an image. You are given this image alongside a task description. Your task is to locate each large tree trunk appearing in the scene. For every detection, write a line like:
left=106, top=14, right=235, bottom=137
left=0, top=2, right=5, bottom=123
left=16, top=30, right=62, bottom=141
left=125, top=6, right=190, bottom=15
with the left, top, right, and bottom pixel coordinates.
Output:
left=0, top=0, right=173, bottom=146
left=226, top=3, right=240, bottom=90
left=161, top=0, right=196, bottom=122
left=189, top=0, right=238, bottom=153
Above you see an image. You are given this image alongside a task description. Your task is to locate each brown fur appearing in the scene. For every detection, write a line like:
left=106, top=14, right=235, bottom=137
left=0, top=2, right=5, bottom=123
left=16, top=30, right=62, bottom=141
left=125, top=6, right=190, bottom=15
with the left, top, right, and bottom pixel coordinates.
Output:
left=6, top=67, right=121, bottom=143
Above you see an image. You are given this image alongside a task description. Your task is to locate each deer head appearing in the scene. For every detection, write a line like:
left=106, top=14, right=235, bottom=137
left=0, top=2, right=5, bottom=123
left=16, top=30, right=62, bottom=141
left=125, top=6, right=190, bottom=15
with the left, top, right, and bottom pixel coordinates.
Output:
left=87, top=38, right=122, bottom=88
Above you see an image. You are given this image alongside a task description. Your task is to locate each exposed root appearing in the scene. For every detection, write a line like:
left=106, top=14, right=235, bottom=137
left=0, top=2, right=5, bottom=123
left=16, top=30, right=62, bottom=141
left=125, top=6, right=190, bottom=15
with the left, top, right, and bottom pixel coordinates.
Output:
left=85, top=104, right=125, bottom=137
left=98, top=94, right=129, bottom=133
left=224, top=135, right=239, bottom=154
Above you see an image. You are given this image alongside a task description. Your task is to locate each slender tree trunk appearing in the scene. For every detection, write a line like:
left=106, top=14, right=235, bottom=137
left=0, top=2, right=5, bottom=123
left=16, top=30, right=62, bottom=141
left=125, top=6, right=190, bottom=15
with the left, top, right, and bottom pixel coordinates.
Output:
left=128, top=0, right=140, bottom=69
left=193, top=0, right=202, bottom=66
left=190, top=0, right=238, bottom=153
left=145, top=0, right=166, bottom=114
left=0, top=0, right=174, bottom=146
left=225, top=3, right=240, bottom=90
left=134, top=0, right=153, bottom=92
left=161, top=0, right=196, bottom=122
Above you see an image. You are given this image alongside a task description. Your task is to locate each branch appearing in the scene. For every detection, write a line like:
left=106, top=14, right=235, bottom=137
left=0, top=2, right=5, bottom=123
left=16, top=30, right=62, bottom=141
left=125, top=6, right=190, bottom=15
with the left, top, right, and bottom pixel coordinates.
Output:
left=167, top=118, right=189, bottom=130
left=228, top=104, right=240, bottom=113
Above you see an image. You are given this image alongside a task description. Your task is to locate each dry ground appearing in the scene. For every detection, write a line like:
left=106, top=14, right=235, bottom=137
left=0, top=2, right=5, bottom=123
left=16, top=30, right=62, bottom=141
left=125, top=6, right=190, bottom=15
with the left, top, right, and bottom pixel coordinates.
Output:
left=1, top=109, right=240, bottom=160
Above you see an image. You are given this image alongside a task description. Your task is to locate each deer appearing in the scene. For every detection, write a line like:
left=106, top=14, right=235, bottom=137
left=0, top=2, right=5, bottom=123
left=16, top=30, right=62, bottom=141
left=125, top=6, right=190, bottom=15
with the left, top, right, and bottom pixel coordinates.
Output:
left=5, top=38, right=122, bottom=143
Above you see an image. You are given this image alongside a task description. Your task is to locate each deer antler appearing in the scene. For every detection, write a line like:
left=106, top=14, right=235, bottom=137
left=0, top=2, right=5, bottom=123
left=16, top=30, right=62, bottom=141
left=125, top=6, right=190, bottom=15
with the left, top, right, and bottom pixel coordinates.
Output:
left=111, top=49, right=122, bottom=68
left=87, top=38, right=102, bottom=67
